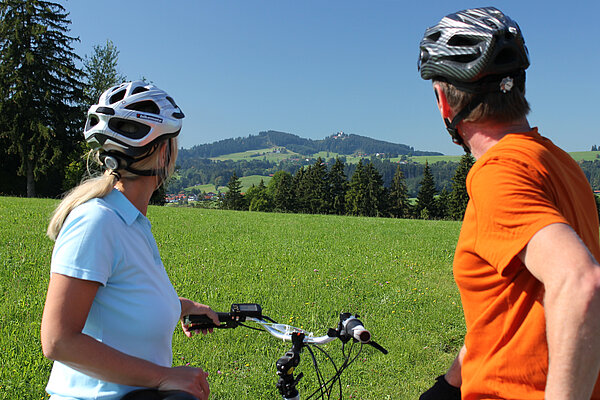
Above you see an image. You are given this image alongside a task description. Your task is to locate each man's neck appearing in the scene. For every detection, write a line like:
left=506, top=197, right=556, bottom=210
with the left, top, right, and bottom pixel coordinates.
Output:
left=460, top=118, right=531, bottom=159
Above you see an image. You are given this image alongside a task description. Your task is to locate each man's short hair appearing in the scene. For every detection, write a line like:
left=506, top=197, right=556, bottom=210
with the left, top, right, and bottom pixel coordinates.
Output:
left=435, top=80, right=530, bottom=124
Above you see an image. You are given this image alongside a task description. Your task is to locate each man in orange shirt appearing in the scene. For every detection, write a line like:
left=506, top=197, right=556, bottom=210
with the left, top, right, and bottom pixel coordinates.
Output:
left=417, top=7, right=600, bottom=400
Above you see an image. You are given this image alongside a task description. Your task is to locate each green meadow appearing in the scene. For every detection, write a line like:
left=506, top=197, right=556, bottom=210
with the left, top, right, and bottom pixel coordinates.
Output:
left=568, top=151, right=600, bottom=162
left=0, top=196, right=464, bottom=399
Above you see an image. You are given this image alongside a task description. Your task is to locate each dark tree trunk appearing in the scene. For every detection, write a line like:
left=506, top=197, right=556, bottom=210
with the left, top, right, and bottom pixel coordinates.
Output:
left=26, top=159, right=35, bottom=197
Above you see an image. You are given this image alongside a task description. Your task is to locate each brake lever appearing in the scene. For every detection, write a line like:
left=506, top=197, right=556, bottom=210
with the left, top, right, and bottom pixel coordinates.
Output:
left=367, top=340, right=388, bottom=354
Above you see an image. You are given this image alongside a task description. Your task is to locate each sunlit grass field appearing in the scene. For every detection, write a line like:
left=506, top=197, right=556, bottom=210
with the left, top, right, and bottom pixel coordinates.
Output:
left=0, top=196, right=464, bottom=399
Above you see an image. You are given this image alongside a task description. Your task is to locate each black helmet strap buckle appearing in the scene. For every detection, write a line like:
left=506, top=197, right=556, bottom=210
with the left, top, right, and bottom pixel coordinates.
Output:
left=99, top=139, right=171, bottom=178
left=100, top=147, right=158, bottom=177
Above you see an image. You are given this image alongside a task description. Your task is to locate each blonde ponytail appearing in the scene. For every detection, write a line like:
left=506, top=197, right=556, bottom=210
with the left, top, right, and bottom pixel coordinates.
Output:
left=47, top=172, right=118, bottom=241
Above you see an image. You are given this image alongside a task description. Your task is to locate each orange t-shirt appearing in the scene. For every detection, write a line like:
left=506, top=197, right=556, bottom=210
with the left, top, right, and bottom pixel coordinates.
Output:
left=454, top=128, right=600, bottom=399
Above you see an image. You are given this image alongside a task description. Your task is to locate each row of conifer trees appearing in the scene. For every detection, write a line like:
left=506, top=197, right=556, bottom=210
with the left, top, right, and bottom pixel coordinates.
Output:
left=221, top=154, right=476, bottom=221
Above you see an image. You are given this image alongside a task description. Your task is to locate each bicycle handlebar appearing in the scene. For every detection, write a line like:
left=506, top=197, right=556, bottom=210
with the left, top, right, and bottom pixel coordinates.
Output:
left=183, top=303, right=387, bottom=400
left=183, top=303, right=388, bottom=353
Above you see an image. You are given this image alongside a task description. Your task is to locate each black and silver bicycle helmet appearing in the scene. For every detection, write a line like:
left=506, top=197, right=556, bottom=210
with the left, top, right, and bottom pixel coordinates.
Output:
left=418, top=7, right=529, bottom=89
left=418, top=7, right=530, bottom=152
left=84, top=81, right=184, bottom=171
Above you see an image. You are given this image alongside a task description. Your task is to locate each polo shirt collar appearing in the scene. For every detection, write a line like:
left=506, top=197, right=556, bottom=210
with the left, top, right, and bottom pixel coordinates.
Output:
left=104, top=188, right=143, bottom=226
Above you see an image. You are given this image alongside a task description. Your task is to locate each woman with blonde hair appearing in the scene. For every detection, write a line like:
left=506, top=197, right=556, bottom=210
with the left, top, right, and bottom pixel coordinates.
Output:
left=42, top=81, right=218, bottom=400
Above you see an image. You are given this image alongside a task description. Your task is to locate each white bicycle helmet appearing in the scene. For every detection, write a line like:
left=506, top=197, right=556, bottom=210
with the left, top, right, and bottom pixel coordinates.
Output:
left=84, top=81, right=184, bottom=169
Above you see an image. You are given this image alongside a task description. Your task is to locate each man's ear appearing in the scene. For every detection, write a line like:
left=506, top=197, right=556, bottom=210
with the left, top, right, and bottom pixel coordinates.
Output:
left=433, top=83, right=453, bottom=120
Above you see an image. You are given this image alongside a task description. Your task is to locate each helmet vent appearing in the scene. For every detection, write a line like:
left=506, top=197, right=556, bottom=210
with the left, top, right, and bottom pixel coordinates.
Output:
left=88, top=115, right=99, bottom=127
left=449, top=52, right=481, bottom=63
left=109, top=89, right=126, bottom=104
left=131, top=86, right=149, bottom=95
left=426, top=31, right=441, bottom=43
left=125, top=100, right=160, bottom=115
left=166, top=96, right=178, bottom=108
left=447, top=35, right=480, bottom=47
left=108, top=118, right=151, bottom=139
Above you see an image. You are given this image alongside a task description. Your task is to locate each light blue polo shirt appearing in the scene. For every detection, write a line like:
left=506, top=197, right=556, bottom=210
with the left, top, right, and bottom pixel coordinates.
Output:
left=46, top=189, right=181, bottom=400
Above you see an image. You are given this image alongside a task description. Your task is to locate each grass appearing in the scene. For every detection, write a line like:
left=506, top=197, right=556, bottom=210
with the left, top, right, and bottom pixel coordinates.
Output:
left=0, top=196, right=464, bottom=399
left=569, top=151, right=600, bottom=162
left=406, top=155, right=462, bottom=164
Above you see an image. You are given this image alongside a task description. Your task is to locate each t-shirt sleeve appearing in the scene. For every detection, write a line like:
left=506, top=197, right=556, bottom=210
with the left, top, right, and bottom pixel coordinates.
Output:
left=51, top=203, right=118, bottom=285
left=469, top=156, right=568, bottom=275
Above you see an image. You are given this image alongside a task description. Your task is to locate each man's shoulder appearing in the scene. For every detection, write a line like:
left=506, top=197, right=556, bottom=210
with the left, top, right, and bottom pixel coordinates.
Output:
left=479, top=129, right=570, bottom=170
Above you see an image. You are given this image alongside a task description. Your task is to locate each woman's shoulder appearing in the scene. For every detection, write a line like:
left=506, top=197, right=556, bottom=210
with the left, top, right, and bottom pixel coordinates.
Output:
left=61, top=196, right=125, bottom=237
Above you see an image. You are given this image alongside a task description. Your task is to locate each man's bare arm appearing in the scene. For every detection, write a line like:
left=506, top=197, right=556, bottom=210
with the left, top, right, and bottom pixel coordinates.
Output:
left=520, top=223, right=600, bottom=399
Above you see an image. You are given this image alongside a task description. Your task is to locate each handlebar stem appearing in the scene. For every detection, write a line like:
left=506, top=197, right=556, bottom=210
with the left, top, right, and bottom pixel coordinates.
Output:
left=276, top=332, right=305, bottom=399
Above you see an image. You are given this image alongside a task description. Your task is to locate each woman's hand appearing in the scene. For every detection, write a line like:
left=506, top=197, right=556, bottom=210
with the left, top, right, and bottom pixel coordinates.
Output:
left=179, top=298, right=220, bottom=337
left=159, top=365, right=211, bottom=400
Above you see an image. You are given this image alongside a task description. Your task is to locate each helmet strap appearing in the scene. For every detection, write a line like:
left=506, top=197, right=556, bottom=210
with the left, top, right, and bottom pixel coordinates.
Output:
left=443, top=95, right=484, bottom=154
left=101, top=144, right=161, bottom=177
left=125, top=139, right=172, bottom=181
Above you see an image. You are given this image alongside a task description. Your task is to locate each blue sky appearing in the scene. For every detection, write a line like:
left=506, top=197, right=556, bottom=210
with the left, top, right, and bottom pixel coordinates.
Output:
left=64, top=1, right=599, bottom=156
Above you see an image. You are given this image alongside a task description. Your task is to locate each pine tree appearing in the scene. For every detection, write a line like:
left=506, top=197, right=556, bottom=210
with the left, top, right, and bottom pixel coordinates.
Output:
left=63, top=40, right=127, bottom=191
left=345, top=160, right=366, bottom=216
left=345, top=160, right=386, bottom=217
left=363, top=162, right=387, bottom=217
left=389, top=164, right=410, bottom=218
left=83, top=39, right=127, bottom=104
left=436, top=188, right=451, bottom=220
left=0, top=0, right=85, bottom=197
left=223, top=171, right=244, bottom=210
left=328, top=157, right=348, bottom=215
left=306, top=157, right=329, bottom=214
left=268, top=170, right=294, bottom=212
left=293, top=158, right=329, bottom=214
left=449, top=153, right=475, bottom=220
left=246, top=179, right=272, bottom=212
left=293, top=165, right=310, bottom=213
left=415, top=161, right=437, bottom=219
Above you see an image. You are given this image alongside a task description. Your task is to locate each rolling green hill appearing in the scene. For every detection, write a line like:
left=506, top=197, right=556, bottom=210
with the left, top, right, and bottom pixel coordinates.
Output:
left=179, top=130, right=442, bottom=163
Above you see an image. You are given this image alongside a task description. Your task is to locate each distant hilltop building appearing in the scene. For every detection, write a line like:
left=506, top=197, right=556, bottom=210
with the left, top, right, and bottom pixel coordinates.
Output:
left=332, top=131, right=347, bottom=139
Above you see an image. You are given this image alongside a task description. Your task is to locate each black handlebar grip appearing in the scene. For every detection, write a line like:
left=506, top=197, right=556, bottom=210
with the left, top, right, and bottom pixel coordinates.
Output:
left=184, top=312, right=232, bottom=329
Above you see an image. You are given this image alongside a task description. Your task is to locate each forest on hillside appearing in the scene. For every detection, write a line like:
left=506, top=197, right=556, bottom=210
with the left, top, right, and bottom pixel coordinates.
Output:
left=179, top=130, right=442, bottom=159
